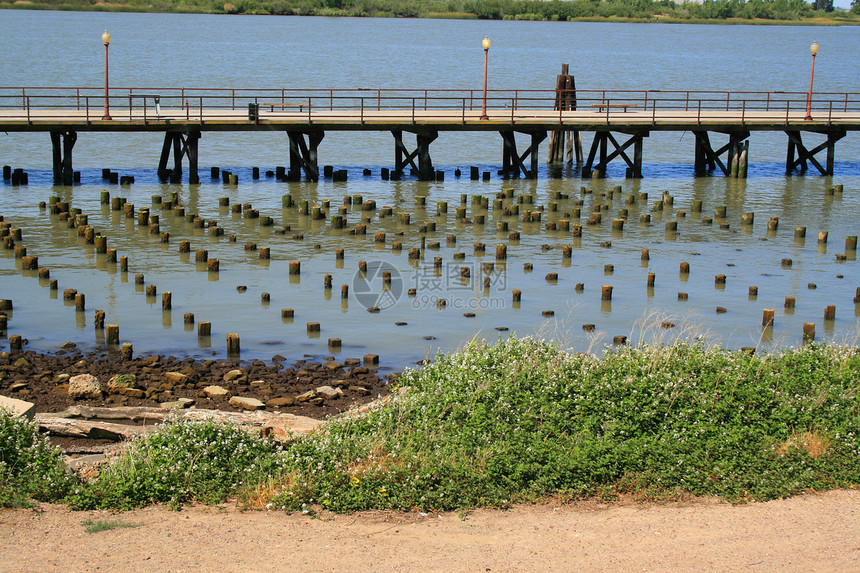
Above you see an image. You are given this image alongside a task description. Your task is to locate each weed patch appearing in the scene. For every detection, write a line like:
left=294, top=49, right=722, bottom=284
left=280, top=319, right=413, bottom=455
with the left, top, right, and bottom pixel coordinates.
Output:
left=0, top=410, right=77, bottom=507
left=82, top=519, right=140, bottom=534
left=67, top=417, right=286, bottom=510
left=34, top=337, right=860, bottom=512
left=262, top=338, right=860, bottom=511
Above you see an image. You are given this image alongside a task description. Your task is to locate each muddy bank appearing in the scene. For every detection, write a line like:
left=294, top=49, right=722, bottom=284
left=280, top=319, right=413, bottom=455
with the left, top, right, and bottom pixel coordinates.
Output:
left=0, top=343, right=393, bottom=419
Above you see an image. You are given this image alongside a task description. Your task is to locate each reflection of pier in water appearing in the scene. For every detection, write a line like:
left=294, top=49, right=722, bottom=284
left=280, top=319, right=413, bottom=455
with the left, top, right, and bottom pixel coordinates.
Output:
left=1, top=87, right=858, bottom=184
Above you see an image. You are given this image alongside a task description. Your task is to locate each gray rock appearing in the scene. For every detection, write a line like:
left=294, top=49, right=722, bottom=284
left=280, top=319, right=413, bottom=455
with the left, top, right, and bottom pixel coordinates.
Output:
left=223, top=369, right=244, bottom=382
left=118, top=388, right=145, bottom=398
left=66, top=453, right=106, bottom=471
left=165, top=372, right=189, bottom=385
left=229, top=396, right=265, bottom=411
left=68, top=374, right=102, bottom=400
left=106, top=374, right=138, bottom=394
left=266, top=397, right=295, bottom=408
left=315, top=385, right=343, bottom=400
left=0, top=395, right=35, bottom=419
left=295, top=390, right=317, bottom=402
left=203, top=385, right=230, bottom=398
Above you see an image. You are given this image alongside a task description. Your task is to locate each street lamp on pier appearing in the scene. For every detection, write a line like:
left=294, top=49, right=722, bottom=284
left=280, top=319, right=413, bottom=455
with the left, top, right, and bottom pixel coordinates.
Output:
left=805, top=40, right=819, bottom=121
left=102, top=30, right=112, bottom=121
left=480, top=36, right=490, bottom=121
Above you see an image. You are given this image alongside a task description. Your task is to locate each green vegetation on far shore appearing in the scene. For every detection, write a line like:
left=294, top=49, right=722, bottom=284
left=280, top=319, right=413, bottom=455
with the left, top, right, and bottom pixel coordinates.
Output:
left=4, top=336, right=858, bottom=513
left=1, top=0, right=859, bottom=24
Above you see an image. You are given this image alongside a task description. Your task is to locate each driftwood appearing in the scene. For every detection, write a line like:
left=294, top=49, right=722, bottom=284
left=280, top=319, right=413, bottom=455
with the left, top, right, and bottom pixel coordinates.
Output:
left=37, top=406, right=323, bottom=442
left=35, top=416, right=157, bottom=441
left=43, top=405, right=170, bottom=423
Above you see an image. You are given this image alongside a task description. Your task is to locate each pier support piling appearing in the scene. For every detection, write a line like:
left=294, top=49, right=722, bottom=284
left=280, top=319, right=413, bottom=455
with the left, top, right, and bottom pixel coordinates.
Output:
left=785, top=129, right=845, bottom=176
left=693, top=130, right=749, bottom=176
left=50, top=130, right=77, bottom=185
left=157, top=130, right=201, bottom=183
left=287, top=130, right=325, bottom=181
left=501, top=130, right=547, bottom=179
left=547, top=64, right=582, bottom=167
left=582, top=130, right=647, bottom=179
left=392, top=129, right=438, bottom=181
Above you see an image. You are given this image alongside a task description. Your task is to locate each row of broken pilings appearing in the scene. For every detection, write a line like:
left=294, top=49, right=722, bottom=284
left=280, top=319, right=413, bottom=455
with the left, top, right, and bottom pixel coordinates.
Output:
left=4, top=171, right=856, bottom=338
left=4, top=176, right=856, bottom=359
left=210, top=164, right=522, bottom=184
left=2, top=192, right=398, bottom=361
left=2, top=165, right=29, bottom=185
left=1, top=165, right=139, bottom=187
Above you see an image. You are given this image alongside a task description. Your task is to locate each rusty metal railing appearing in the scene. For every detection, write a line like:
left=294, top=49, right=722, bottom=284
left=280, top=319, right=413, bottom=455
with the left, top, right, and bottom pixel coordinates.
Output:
left=1, top=87, right=858, bottom=128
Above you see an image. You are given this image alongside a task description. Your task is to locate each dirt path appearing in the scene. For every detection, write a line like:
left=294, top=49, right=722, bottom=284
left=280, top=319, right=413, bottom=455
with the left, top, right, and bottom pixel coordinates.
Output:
left=2, top=490, right=858, bottom=572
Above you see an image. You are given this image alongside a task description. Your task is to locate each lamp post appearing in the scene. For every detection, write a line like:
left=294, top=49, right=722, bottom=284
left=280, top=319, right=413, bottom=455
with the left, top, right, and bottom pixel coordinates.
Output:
left=805, top=40, right=819, bottom=121
left=102, top=29, right=112, bottom=121
left=480, top=36, right=490, bottom=121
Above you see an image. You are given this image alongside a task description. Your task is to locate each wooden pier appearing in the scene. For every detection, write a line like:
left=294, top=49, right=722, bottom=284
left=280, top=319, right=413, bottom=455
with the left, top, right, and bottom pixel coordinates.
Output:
left=1, top=87, right=858, bottom=183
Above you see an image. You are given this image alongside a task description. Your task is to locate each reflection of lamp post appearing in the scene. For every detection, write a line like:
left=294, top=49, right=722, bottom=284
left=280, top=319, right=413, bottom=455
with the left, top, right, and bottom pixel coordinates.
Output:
left=480, top=36, right=490, bottom=121
left=102, top=29, right=112, bottom=121
left=805, top=40, right=819, bottom=121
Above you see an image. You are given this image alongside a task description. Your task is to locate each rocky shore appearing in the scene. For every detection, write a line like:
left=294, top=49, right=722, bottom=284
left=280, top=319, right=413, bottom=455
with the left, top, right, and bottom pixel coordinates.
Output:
left=0, top=343, right=392, bottom=420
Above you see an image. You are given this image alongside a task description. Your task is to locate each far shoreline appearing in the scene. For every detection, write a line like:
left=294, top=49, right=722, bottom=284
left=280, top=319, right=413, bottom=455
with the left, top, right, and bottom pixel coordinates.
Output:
left=0, top=5, right=857, bottom=26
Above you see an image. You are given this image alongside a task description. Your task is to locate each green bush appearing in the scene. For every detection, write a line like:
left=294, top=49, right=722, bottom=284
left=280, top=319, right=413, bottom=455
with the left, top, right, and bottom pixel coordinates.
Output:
left=68, top=417, right=287, bottom=510
left=0, top=411, right=76, bottom=507
left=63, top=337, right=860, bottom=512
left=264, top=337, right=860, bottom=512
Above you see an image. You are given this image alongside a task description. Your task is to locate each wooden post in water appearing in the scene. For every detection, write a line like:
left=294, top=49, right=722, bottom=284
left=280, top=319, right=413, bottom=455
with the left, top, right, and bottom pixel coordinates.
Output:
left=227, top=333, right=240, bottom=355
left=601, top=285, right=613, bottom=301
left=547, top=64, right=581, bottom=167
left=198, top=322, right=211, bottom=337
left=106, top=324, right=120, bottom=345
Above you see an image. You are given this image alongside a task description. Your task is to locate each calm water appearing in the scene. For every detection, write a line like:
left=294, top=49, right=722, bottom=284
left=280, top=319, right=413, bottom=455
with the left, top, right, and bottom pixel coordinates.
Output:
left=1, top=11, right=859, bottom=367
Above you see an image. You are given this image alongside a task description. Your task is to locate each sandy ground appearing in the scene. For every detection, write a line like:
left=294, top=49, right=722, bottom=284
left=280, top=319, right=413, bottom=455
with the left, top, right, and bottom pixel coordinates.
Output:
left=2, top=490, right=859, bottom=572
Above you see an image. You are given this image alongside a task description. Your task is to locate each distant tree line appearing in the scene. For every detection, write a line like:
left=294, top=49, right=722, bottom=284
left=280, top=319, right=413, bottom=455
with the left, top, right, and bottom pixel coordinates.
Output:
left=2, top=0, right=857, bottom=21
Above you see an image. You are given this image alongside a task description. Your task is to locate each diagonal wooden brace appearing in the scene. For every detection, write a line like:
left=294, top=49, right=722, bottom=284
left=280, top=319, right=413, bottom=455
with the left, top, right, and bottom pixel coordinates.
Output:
left=693, top=130, right=749, bottom=176
left=287, top=130, right=325, bottom=181
left=785, top=129, right=845, bottom=176
left=392, top=129, right=437, bottom=180
left=501, top=130, right=547, bottom=179
left=157, top=130, right=201, bottom=183
left=583, top=130, right=648, bottom=179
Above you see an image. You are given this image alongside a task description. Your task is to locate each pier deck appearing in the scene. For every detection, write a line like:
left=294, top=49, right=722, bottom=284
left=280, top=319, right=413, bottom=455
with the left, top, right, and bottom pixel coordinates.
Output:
left=2, top=108, right=860, bottom=132
left=2, top=87, right=858, bottom=181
